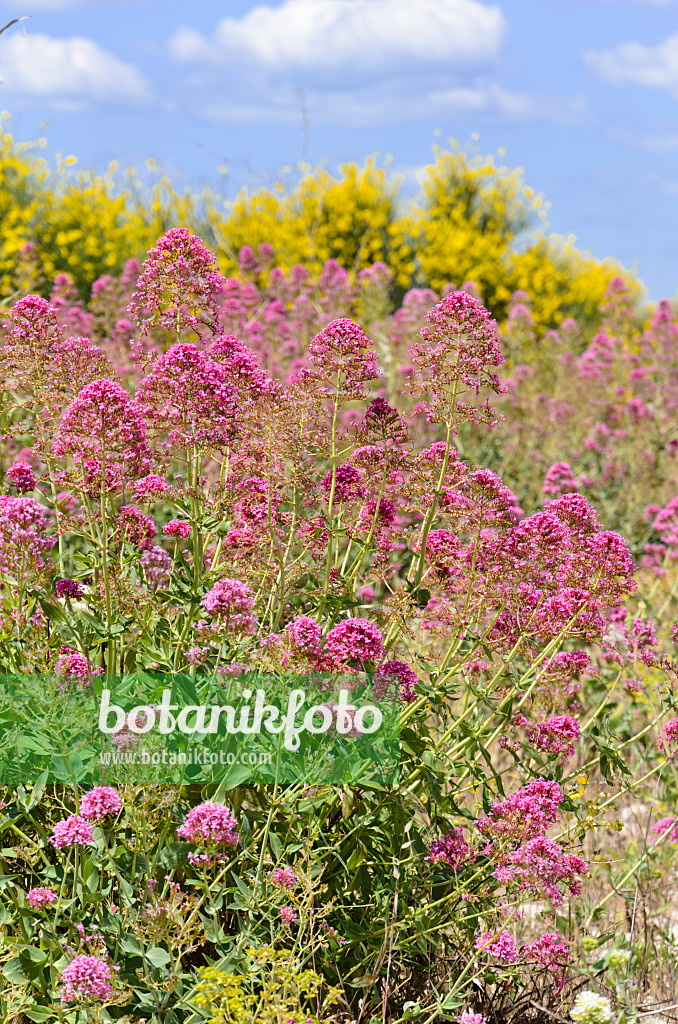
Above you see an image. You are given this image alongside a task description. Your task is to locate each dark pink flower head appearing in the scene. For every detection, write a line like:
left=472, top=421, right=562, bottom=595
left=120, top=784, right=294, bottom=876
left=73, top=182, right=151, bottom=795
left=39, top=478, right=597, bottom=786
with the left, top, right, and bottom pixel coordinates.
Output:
left=135, top=343, right=237, bottom=451
left=425, top=826, right=474, bottom=870
left=209, top=334, right=274, bottom=399
left=26, top=886, right=57, bottom=910
left=50, top=815, right=95, bottom=849
left=543, top=462, right=579, bottom=497
left=117, top=506, right=156, bottom=550
left=60, top=955, right=115, bottom=1003
left=133, top=474, right=171, bottom=500
left=55, top=646, right=102, bottom=683
left=324, top=618, right=384, bottom=667
left=6, top=461, right=35, bottom=493
left=128, top=227, right=224, bottom=337
left=305, top=318, right=379, bottom=398
left=53, top=379, right=151, bottom=485
left=272, top=866, right=296, bottom=888
left=522, top=932, right=571, bottom=990
left=164, top=518, right=191, bottom=539
left=546, top=493, right=601, bottom=535
left=662, top=717, right=678, bottom=752
left=356, top=498, right=397, bottom=531
left=373, top=660, right=417, bottom=702
left=524, top=715, right=581, bottom=760
left=408, top=291, right=506, bottom=424
left=202, top=578, right=257, bottom=634
left=80, top=786, right=122, bottom=821
left=321, top=465, right=365, bottom=503
left=356, top=396, right=409, bottom=447
left=176, top=801, right=240, bottom=846
left=55, top=578, right=84, bottom=600
left=478, top=778, right=562, bottom=843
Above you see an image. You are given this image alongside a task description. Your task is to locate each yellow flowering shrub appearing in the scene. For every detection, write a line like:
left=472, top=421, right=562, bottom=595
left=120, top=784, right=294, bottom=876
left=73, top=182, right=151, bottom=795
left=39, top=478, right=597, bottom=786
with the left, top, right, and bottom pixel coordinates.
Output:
left=212, top=158, right=415, bottom=283
left=0, top=116, right=636, bottom=328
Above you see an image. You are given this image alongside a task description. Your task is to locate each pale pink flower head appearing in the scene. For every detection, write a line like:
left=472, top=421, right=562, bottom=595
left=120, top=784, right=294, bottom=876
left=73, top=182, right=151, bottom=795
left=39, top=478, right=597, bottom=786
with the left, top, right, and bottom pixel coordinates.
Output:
left=6, top=461, right=35, bottom=493
left=285, top=615, right=323, bottom=659
left=280, top=906, right=297, bottom=929
left=475, top=929, right=517, bottom=963
left=50, top=815, right=95, bottom=849
left=0, top=495, right=54, bottom=576
left=202, top=578, right=257, bottom=634
left=26, top=886, right=57, bottom=910
left=495, top=835, right=587, bottom=907
left=650, top=817, right=678, bottom=843
left=272, top=866, right=296, bottom=889
left=80, top=786, right=122, bottom=822
left=458, top=1013, right=487, bottom=1024
left=305, top=318, right=379, bottom=398
left=324, top=618, right=384, bottom=667
left=176, top=801, right=240, bottom=847
left=128, top=227, right=224, bottom=337
left=60, top=955, right=115, bottom=1003
left=522, top=932, right=571, bottom=990
left=543, top=462, right=579, bottom=497
left=140, top=545, right=172, bottom=587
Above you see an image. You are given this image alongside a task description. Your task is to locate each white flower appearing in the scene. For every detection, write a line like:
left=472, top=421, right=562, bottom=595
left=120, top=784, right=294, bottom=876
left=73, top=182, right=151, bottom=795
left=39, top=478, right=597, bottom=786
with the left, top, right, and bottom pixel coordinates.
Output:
left=570, top=991, right=612, bottom=1024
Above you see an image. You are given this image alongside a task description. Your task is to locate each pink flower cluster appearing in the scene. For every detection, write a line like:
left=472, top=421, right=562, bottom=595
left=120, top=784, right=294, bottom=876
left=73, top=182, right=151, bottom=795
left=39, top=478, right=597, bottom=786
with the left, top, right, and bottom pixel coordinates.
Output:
left=425, top=827, right=475, bottom=871
left=6, top=461, right=35, bottom=493
left=60, top=955, right=115, bottom=1003
left=80, top=786, right=122, bottom=821
left=522, top=932, right=572, bottom=989
left=272, top=866, right=296, bottom=889
left=50, top=815, right=95, bottom=849
left=176, top=801, right=240, bottom=847
left=201, top=578, right=257, bottom=634
left=475, top=929, right=517, bottom=963
left=478, top=779, right=563, bottom=843
left=26, top=886, right=57, bottom=910
left=324, top=618, right=385, bottom=667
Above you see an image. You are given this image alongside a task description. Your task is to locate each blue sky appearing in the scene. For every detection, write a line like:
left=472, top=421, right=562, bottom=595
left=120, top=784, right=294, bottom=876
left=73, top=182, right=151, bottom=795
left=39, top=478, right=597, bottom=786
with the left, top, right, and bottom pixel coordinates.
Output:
left=1, top=0, right=678, bottom=298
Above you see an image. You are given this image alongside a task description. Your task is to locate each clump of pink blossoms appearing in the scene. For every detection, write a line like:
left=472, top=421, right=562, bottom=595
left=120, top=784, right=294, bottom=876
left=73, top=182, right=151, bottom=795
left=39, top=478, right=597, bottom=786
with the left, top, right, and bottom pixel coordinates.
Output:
left=80, top=786, right=122, bottom=822
left=425, top=827, right=475, bottom=871
left=477, top=779, right=563, bottom=843
left=280, top=906, right=297, bottom=929
left=372, top=660, right=417, bottom=703
left=140, top=545, right=172, bottom=587
left=272, top=866, right=296, bottom=889
left=522, top=932, right=572, bottom=989
left=55, top=578, right=84, bottom=600
left=60, top=955, right=115, bottom=1003
left=304, top=318, right=379, bottom=398
left=324, top=618, right=384, bottom=667
left=475, top=930, right=517, bottom=963
left=50, top=815, right=95, bottom=849
left=164, top=518, right=191, bottom=539
left=202, top=578, right=257, bottom=634
left=26, top=887, right=57, bottom=910
left=5, top=461, right=35, bottom=493
left=177, top=801, right=240, bottom=847
left=128, top=227, right=224, bottom=337
left=458, top=1013, right=487, bottom=1024
left=543, top=462, right=579, bottom=497
left=651, top=817, right=678, bottom=843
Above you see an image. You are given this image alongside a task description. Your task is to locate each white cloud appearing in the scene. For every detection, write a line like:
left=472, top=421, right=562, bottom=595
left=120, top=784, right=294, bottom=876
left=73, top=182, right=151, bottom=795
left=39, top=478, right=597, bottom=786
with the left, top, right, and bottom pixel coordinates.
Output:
left=585, top=33, right=678, bottom=96
left=0, top=31, right=153, bottom=105
left=168, top=0, right=507, bottom=81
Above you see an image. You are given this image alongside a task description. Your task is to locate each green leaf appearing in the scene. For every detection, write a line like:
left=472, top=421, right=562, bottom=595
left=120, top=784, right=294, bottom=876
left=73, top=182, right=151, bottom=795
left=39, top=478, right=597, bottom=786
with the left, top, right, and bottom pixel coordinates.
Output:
left=145, top=947, right=171, bottom=969
left=156, top=841, right=193, bottom=870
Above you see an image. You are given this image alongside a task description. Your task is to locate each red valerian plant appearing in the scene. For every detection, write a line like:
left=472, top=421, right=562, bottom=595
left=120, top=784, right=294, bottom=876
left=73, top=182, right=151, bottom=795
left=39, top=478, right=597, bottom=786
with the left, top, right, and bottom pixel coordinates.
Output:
left=1, top=230, right=677, bottom=1024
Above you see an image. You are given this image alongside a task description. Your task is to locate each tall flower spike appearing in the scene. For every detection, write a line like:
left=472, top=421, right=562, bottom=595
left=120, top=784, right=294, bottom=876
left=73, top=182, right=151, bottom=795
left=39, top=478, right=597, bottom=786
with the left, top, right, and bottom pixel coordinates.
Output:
left=408, top=291, right=506, bottom=426
left=128, top=228, right=224, bottom=338
left=303, top=318, right=379, bottom=399
left=53, top=379, right=152, bottom=489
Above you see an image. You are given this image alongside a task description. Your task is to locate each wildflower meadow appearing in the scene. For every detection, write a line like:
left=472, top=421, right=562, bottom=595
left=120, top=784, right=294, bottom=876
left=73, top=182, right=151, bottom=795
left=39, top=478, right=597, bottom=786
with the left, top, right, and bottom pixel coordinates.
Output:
left=2, top=132, right=678, bottom=1024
